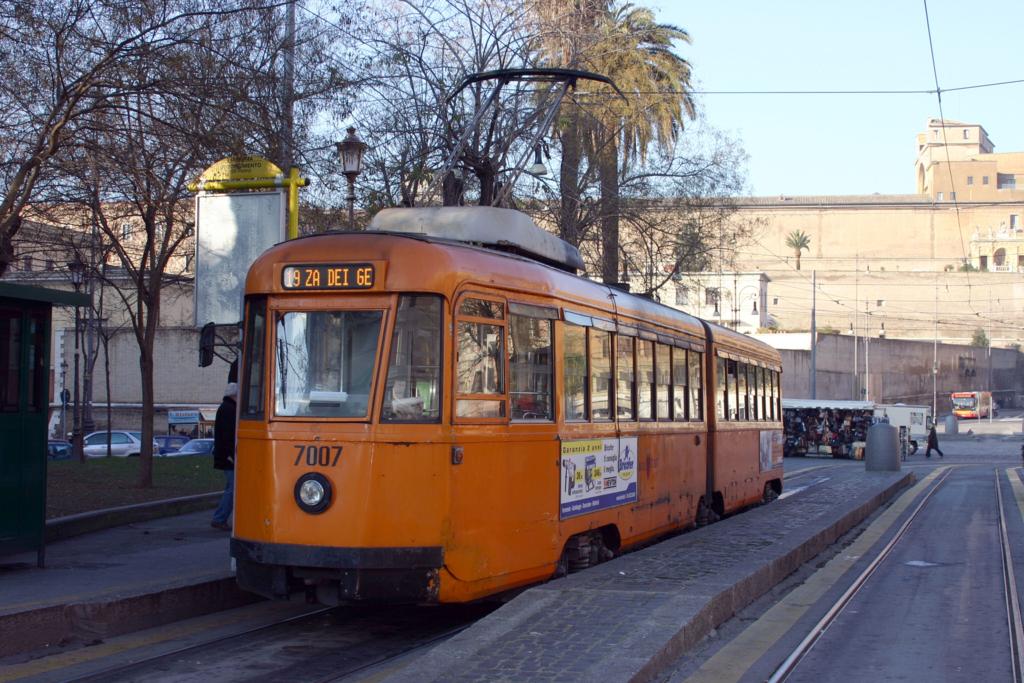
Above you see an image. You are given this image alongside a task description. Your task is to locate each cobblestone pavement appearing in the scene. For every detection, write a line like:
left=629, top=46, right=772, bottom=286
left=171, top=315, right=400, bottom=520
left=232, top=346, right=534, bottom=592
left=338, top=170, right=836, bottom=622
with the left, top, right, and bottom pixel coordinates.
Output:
left=385, top=463, right=911, bottom=683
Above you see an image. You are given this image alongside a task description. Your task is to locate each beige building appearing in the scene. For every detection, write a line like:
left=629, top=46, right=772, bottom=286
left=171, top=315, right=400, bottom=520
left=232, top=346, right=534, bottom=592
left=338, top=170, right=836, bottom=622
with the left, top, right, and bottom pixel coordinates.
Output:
left=693, top=118, right=1024, bottom=346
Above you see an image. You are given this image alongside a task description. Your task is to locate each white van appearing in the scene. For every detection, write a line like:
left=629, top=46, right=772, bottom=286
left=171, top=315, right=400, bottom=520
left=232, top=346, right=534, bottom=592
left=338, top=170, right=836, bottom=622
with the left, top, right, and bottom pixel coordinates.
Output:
left=874, top=403, right=931, bottom=455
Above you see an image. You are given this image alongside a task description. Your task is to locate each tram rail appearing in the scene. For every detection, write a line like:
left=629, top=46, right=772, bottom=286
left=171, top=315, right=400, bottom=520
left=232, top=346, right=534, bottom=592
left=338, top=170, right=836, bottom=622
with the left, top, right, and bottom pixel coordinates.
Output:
left=768, top=467, right=1024, bottom=682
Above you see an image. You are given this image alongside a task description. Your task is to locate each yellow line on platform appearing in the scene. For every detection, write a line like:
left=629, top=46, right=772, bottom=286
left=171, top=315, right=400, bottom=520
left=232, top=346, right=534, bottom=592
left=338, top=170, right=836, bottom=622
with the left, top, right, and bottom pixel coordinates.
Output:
left=1006, top=468, right=1024, bottom=524
left=684, top=467, right=946, bottom=683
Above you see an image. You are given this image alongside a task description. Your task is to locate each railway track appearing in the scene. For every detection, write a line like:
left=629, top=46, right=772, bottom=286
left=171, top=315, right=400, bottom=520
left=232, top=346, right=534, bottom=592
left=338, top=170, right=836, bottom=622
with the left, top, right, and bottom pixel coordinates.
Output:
left=67, top=603, right=496, bottom=682
left=768, top=467, right=1024, bottom=682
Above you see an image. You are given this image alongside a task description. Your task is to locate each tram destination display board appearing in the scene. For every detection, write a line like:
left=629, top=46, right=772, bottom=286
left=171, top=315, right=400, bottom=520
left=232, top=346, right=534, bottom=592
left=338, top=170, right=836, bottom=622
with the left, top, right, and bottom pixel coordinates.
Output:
left=282, top=263, right=376, bottom=291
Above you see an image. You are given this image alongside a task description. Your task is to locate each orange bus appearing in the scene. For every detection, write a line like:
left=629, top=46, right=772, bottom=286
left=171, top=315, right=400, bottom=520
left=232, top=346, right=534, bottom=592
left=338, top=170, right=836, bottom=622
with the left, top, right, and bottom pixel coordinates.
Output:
left=951, top=391, right=995, bottom=419
left=230, top=207, right=783, bottom=605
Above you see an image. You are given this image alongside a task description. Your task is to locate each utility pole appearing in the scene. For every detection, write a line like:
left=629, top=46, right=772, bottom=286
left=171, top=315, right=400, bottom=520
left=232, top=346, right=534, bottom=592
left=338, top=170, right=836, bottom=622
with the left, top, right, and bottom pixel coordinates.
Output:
left=865, top=300, right=870, bottom=402
left=932, top=277, right=938, bottom=421
left=810, top=270, right=817, bottom=399
left=853, top=252, right=858, bottom=400
left=281, top=0, right=296, bottom=170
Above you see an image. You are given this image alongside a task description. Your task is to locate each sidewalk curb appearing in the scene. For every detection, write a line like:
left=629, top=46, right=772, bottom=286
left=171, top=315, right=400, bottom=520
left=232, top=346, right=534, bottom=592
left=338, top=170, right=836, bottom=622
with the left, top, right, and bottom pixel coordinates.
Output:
left=0, top=575, right=257, bottom=658
left=45, top=493, right=220, bottom=543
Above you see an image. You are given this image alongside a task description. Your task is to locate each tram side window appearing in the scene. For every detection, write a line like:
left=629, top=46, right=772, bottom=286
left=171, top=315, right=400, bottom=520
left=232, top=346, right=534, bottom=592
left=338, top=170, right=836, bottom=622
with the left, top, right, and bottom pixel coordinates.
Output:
left=637, top=340, right=655, bottom=420
left=770, top=370, right=778, bottom=419
left=741, top=360, right=749, bottom=419
left=240, top=297, right=267, bottom=420
left=655, top=343, right=671, bottom=419
left=382, top=295, right=442, bottom=423
left=456, top=297, right=506, bottom=419
left=716, top=356, right=727, bottom=420
left=761, top=368, right=770, bottom=421
left=689, top=350, right=703, bottom=421
left=563, top=323, right=588, bottom=421
left=672, top=348, right=687, bottom=421
left=616, top=335, right=635, bottom=420
left=509, top=314, right=553, bottom=421
left=726, top=359, right=739, bottom=421
left=590, top=329, right=613, bottom=420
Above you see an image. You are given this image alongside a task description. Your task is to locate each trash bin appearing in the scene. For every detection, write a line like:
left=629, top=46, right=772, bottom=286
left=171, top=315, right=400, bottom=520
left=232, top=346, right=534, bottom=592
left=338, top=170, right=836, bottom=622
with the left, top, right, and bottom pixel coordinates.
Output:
left=866, top=422, right=900, bottom=472
left=944, top=414, right=958, bottom=435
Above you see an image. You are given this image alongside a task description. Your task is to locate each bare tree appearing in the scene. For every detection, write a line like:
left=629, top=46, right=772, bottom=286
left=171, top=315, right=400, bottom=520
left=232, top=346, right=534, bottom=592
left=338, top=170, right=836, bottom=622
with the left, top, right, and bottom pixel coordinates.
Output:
left=0, top=0, right=312, bottom=276
left=348, top=0, right=549, bottom=212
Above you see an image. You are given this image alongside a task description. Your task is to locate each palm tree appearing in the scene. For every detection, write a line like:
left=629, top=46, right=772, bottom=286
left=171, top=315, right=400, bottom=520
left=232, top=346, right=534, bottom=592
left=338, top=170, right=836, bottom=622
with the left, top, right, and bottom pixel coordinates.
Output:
left=587, top=4, right=696, bottom=283
left=536, top=2, right=695, bottom=280
left=785, top=229, right=811, bottom=270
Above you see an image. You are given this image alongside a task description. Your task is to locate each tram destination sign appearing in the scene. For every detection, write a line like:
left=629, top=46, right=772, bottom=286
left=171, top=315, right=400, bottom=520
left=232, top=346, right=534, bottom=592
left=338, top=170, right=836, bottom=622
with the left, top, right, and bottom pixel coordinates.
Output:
left=282, top=263, right=375, bottom=291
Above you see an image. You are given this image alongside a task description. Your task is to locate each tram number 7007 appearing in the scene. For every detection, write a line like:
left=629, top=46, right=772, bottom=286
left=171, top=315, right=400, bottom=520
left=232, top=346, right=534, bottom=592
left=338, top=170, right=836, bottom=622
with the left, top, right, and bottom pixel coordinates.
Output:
left=293, top=444, right=343, bottom=467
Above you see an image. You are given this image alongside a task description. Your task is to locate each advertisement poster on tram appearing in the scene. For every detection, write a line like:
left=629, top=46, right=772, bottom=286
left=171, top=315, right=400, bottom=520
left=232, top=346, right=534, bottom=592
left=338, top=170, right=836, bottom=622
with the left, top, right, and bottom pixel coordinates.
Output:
left=560, top=437, right=638, bottom=519
left=760, top=430, right=784, bottom=472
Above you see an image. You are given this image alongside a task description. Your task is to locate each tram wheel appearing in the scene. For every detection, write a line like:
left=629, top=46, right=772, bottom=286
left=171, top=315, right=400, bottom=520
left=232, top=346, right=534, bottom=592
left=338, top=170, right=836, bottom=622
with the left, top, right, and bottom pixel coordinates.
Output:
left=763, top=482, right=780, bottom=504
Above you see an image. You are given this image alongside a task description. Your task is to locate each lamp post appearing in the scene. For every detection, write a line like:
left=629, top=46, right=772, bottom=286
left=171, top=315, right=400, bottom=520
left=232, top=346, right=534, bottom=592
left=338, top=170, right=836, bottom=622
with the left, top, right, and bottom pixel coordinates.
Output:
left=336, top=127, right=368, bottom=230
left=59, top=360, right=68, bottom=440
left=68, top=257, right=85, bottom=462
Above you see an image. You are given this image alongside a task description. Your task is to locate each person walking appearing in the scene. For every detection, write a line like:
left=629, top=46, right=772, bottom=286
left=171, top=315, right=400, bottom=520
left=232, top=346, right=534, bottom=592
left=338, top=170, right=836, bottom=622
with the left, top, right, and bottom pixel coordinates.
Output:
left=211, top=383, right=238, bottom=530
left=925, top=424, right=944, bottom=458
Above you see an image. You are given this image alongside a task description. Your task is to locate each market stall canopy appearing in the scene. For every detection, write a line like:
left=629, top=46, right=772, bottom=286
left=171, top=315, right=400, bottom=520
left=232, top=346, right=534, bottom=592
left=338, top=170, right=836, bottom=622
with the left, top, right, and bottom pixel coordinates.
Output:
left=782, top=399, right=875, bottom=411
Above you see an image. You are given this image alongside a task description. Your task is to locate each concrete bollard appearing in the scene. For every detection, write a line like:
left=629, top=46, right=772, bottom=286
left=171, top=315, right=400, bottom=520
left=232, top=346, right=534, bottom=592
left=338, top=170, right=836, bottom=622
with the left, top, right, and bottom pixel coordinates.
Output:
left=945, top=414, right=958, bottom=435
left=865, top=422, right=900, bottom=471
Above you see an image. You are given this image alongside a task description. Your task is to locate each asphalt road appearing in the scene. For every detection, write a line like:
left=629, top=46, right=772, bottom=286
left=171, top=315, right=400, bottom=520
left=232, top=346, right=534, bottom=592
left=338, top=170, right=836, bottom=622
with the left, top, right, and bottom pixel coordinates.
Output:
left=670, top=440, right=1024, bottom=682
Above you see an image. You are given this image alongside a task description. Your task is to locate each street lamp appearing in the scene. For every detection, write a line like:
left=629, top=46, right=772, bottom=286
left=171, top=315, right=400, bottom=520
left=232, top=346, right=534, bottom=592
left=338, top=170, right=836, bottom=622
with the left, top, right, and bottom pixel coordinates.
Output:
left=526, top=144, right=548, bottom=176
left=336, top=127, right=368, bottom=230
left=67, top=257, right=85, bottom=462
left=59, top=360, right=68, bottom=441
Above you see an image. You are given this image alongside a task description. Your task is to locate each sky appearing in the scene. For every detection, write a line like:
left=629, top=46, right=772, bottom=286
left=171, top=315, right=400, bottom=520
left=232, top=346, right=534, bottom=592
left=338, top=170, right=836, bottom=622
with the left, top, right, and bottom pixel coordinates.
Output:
left=644, top=1, right=1024, bottom=197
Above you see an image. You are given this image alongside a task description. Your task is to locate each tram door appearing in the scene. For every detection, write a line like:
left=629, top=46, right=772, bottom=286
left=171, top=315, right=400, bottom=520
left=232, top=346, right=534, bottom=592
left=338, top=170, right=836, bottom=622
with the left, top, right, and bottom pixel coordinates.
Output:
left=0, top=303, right=50, bottom=564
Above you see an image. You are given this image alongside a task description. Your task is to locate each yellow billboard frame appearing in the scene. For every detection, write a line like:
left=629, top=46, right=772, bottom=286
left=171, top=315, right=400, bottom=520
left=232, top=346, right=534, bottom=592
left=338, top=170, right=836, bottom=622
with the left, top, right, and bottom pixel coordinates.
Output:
left=188, top=157, right=309, bottom=240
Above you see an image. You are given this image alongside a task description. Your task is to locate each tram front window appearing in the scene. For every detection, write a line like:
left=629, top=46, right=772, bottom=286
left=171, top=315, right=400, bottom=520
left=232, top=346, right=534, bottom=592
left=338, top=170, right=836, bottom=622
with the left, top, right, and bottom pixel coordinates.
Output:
left=951, top=396, right=976, bottom=410
left=274, top=310, right=383, bottom=418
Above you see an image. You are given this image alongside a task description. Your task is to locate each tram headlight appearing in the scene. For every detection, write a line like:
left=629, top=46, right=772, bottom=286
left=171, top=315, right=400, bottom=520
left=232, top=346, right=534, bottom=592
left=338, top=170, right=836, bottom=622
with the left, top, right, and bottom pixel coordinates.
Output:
left=294, top=473, right=332, bottom=514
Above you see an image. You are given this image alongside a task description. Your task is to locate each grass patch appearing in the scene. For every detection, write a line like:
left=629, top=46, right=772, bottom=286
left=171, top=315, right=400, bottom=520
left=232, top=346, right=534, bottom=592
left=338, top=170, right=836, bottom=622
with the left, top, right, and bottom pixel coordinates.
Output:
left=47, top=456, right=223, bottom=519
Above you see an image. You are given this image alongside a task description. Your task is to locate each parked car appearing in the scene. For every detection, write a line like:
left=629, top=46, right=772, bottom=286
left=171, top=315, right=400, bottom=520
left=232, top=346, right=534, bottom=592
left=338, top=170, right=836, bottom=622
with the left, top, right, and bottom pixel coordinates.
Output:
left=166, top=438, right=214, bottom=456
left=47, top=440, right=71, bottom=460
left=154, top=435, right=191, bottom=455
left=82, top=431, right=160, bottom=458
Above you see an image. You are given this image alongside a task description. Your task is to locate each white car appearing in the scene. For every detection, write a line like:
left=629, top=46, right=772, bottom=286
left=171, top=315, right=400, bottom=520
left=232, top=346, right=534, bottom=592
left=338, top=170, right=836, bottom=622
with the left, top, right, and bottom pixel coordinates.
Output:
left=83, top=431, right=160, bottom=458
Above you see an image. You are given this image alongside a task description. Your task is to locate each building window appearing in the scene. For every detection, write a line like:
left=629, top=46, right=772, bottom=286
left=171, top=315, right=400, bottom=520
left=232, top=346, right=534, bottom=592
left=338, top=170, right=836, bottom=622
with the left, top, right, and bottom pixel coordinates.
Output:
left=936, top=192, right=943, bottom=201
left=967, top=176, right=974, bottom=185
left=121, top=223, right=132, bottom=240
left=773, top=297, right=779, bottom=305
left=1012, top=215, right=1019, bottom=230
left=674, top=284, right=688, bottom=306
left=949, top=191, right=956, bottom=201
left=21, top=256, right=31, bottom=271
left=994, top=248, right=1007, bottom=267
left=980, top=255, right=988, bottom=270
left=45, top=259, right=53, bottom=271
left=983, top=176, right=990, bottom=185
left=963, top=129, right=969, bottom=139
left=998, top=174, right=1016, bottom=190
left=705, top=288, right=719, bottom=306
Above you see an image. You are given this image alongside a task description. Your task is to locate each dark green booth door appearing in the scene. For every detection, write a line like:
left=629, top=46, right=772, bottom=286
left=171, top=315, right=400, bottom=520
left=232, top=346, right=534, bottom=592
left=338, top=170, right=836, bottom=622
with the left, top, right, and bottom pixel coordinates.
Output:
left=0, top=303, right=51, bottom=563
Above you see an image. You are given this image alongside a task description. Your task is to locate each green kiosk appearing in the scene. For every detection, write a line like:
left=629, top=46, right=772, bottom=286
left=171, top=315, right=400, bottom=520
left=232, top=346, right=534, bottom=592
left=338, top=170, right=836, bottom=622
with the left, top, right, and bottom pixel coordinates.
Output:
left=0, top=282, right=88, bottom=567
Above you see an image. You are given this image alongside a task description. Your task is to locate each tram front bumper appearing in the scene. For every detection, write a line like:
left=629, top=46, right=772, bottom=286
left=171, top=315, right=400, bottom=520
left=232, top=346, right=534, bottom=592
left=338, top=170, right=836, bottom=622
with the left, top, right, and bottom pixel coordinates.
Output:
left=231, top=538, right=443, bottom=604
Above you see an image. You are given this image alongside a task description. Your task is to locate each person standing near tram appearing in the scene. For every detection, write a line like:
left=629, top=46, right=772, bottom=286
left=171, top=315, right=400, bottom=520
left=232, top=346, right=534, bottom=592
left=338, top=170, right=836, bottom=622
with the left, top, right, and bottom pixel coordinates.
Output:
left=211, top=383, right=238, bottom=530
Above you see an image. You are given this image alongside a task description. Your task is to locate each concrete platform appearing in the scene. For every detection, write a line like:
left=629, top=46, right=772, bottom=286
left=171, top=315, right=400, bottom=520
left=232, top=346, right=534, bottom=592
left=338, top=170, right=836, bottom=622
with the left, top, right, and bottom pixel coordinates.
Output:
left=386, top=462, right=913, bottom=683
left=0, top=511, right=253, bottom=658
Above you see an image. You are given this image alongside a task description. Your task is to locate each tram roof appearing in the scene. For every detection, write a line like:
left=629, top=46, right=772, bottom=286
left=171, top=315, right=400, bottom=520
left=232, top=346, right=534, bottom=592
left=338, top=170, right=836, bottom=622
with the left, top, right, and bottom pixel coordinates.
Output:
left=368, top=207, right=584, bottom=273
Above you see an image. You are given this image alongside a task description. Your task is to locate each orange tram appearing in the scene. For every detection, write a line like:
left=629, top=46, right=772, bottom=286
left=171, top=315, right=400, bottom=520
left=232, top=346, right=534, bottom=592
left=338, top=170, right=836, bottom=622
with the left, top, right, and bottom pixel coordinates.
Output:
left=231, top=207, right=784, bottom=605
